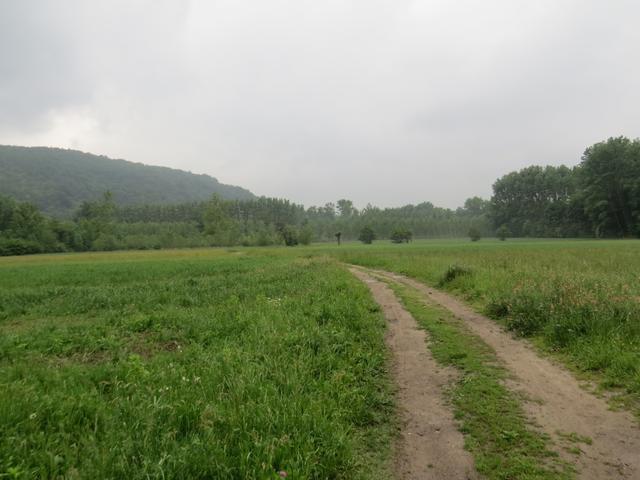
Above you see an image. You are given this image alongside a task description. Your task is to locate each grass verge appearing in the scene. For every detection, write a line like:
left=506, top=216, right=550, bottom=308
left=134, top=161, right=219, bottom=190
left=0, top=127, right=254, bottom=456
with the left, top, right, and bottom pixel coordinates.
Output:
left=386, top=279, right=573, bottom=480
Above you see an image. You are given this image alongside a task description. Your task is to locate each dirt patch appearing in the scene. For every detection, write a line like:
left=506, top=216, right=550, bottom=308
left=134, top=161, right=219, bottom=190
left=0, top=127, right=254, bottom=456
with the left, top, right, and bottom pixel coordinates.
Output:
left=366, top=267, right=640, bottom=480
left=350, top=267, right=479, bottom=480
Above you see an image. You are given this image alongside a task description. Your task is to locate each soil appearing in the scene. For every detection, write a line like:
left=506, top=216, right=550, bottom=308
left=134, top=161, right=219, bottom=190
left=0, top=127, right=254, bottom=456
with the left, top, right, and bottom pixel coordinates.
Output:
left=364, top=267, right=640, bottom=480
left=350, top=267, right=479, bottom=480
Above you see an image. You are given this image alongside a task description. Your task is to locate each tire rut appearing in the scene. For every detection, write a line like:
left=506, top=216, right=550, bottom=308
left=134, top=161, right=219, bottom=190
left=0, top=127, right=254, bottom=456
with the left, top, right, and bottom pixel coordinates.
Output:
left=349, top=267, right=479, bottom=480
left=363, top=266, right=640, bottom=480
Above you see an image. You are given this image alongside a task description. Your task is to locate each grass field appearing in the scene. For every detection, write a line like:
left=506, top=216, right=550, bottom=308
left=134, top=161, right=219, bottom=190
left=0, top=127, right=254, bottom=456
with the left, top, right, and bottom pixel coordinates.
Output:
left=332, top=239, right=640, bottom=407
left=1, top=238, right=639, bottom=478
left=0, top=250, right=394, bottom=479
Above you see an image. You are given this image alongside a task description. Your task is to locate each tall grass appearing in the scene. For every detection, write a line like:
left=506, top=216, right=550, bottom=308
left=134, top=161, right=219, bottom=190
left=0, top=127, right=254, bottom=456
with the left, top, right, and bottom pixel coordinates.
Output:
left=334, top=239, right=640, bottom=401
left=0, top=251, right=394, bottom=479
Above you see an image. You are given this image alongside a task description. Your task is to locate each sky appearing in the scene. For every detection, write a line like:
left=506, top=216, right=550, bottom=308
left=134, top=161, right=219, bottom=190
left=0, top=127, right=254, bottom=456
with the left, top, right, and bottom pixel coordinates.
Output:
left=1, top=1, right=639, bottom=209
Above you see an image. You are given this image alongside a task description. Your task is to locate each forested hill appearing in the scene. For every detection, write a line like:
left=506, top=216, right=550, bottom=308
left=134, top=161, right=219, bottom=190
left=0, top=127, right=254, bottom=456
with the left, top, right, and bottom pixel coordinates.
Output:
left=0, top=145, right=255, bottom=217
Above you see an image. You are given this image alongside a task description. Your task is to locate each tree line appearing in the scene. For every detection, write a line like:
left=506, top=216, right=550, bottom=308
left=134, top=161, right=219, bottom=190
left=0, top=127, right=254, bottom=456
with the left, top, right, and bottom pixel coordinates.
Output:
left=489, top=136, right=640, bottom=238
left=0, top=192, right=490, bottom=255
left=1, top=136, right=638, bottom=256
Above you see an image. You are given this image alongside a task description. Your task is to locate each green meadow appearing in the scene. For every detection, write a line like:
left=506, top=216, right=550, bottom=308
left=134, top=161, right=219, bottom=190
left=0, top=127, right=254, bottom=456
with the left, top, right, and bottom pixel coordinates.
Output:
left=1, top=238, right=639, bottom=478
left=0, top=250, right=394, bottom=479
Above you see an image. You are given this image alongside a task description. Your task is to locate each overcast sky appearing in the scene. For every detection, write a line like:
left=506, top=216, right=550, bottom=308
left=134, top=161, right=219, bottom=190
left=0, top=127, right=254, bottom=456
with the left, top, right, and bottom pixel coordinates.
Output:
left=1, top=1, right=639, bottom=208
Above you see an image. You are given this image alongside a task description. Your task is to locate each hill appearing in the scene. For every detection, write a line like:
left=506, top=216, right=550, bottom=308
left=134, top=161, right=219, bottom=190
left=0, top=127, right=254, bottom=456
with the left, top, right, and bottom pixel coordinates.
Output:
left=0, top=145, right=254, bottom=217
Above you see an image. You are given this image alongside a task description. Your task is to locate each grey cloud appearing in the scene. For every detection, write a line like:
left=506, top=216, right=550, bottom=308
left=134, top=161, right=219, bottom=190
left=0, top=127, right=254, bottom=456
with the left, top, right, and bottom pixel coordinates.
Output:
left=1, top=1, right=639, bottom=208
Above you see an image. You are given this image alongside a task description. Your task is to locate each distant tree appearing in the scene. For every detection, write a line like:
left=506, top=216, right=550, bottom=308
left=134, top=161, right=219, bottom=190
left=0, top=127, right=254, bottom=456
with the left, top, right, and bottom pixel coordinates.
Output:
left=579, top=136, right=640, bottom=237
left=202, top=194, right=231, bottom=236
left=73, top=191, right=118, bottom=250
left=462, top=196, right=490, bottom=216
left=390, top=229, right=412, bottom=243
left=489, top=165, right=583, bottom=237
left=335, top=232, right=342, bottom=245
left=496, top=224, right=511, bottom=241
left=358, top=226, right=375, bottom=244
left=298, top=224, right=314, bottom=245
left=468, top=227, right=481, bottom=242
left=280, top=225, right=298, bottom=246
left=336, top=199, right=357, bottom=217
left=0, top=196, right=16, bottom=232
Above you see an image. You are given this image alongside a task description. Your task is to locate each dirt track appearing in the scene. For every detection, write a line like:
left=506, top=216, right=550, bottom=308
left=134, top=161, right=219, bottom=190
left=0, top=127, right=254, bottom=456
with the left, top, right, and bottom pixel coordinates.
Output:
left=350, top=267, right=479, bottom=480
left=361, top=266, right=640, bottom=480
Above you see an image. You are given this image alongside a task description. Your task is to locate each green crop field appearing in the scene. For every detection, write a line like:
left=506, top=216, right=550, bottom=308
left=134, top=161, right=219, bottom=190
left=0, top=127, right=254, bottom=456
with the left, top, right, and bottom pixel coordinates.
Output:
left=1, top=239, right=639, bottom=478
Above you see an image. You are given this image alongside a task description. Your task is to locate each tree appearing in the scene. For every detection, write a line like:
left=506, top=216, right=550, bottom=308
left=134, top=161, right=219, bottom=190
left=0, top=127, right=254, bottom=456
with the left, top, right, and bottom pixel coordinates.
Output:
left=496, top=224, right=511, bottom=241
left=203, top=194, right=231, bottom=236
left=358, top=226, right=375, bottom=244
left=489, top=165, right=583, bottom=237
left=390, top=229, right=412, bottom=243
left=579, top=136, right=640, bottom=237
left=336, top=199, right=357, bottom=217
left=462, top=196, right=489, bottom=216
left=74, top=191, right=118, bottom=250
left=298, top=224, right=314, bottom=245
left=468, top=227, right=481, bottom=242
left=280, top=225, right=298, bottom=246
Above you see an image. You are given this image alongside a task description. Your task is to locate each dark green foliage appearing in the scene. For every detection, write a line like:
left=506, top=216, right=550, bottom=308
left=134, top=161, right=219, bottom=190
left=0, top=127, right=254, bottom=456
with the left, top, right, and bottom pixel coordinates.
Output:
left=358, top=226, right=375, bottom=244
left=297, top=225, right=314, bottom=245
left=579, top=136, right=640, bottom=237
left=0, top=238, right=43, bottom=256
left=390, top=229, right=412, bottom=243
left=496, top=224, right=510, bottom=241
left=0, top=145, right=254, bottom=217
left=279, top=225, right=299, bottom=246
left=489, top=165, right=588, bottom=237
left=468, top=227, right=481, bottom=241
left=0, top=195, right=66, bottom=255
left=489, top=136, right=640, bottom=238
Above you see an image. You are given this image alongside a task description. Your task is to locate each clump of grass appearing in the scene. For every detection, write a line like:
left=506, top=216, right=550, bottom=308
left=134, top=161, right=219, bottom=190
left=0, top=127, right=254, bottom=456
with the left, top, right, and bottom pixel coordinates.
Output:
left=438, top=264, right=473, bottom=286
left=391, top=282, right=573, bottom=480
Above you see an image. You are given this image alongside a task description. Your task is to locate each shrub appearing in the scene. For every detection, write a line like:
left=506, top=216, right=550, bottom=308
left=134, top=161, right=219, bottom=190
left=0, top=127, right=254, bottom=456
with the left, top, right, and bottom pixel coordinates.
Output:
left=496, top=225, right=511, bottom=241
left=280, top=225, right=298, bottom=246
left=298, top=226, right=314, bottom=245
left=468, top=227, right=481, bottom=242
left=358, top=226, right=375, bottom=244
left=390, top=229, right=412, bottom=243
left=0, top=238, right=43, bottom=256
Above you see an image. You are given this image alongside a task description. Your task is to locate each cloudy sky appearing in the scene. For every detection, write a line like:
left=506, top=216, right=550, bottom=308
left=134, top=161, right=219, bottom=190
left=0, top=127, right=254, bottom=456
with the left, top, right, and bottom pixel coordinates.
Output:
left=1, top=1, right=639, bottom=208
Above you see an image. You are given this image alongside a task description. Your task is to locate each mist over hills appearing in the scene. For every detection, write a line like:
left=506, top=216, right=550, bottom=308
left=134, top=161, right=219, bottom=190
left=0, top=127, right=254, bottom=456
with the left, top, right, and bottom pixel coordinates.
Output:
left=0, top=145, right=255, bottom=217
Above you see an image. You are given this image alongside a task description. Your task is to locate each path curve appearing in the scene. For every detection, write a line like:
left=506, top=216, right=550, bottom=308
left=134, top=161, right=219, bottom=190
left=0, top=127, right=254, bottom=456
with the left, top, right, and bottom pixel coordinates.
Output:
left=363, top=267, right=640, bottom=480
left=349, top=267, right=479, bottom=480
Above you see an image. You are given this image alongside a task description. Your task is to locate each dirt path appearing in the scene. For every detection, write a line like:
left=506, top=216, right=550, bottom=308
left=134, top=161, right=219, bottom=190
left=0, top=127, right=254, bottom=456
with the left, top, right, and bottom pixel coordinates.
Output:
left=363, top=267, right=640, bottom=480
left=349, top=268, right=479, bottom=480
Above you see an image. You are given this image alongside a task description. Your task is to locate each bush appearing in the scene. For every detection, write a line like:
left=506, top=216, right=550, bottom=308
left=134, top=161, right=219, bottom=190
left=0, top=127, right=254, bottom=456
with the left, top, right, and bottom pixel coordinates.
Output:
left=280, top=225, right=298, bottom=246
left=468, top=227, right=481, bottom=242
left=390, top=229, right=412, bottom=243
left=496, top=225, right=511, bottom=241
left=92, top=234, right=120, bottom=251
left=358, top=226, right=375, bottom=244
left=298, top=226, right=314, bottom=245
left=0, top=238, right=43, bottom=256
